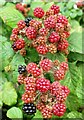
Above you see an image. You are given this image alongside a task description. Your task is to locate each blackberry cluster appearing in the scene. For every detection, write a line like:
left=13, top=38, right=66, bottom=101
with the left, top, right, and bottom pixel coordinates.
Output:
left=11, top=4, right=71, bottom=56
left=18, top=65, right=26, bottom=74
left=22, top=103, right=36, bottom=115
left=17, top=58, right=70, bottom=118
left=15, top=3, right=30, bottom=17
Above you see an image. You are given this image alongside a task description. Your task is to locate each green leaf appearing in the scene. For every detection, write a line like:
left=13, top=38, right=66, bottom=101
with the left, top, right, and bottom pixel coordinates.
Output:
left=66, top=2, right=74, bottom=9
left=0, top=91, right=3, bottom=108
left=2, top=82, right=17, bottom=106
left=10, top=53, right=25, bottom=70
left=68, top=52, right=84, bottom=62
left=69, top=20, right=80, bottom=29
left=60, top=62, right=82, bottom=93
left=67, top=111, right=82, bottom=118
left=0, top=5, right=24, bottom=28
left=0, top=72, right=7, bottom=90
left=0, top=38, right=14, bottom=70
left=31, top=1, right=44, bottom=10
left=68, top=31, right=82, bottom=54
left=70, top=12, right=77, bottom=18
left=32, top=110, right=43, bottom=119
left=43, top=2, right=54, bottom=11
left=66, top=93, right=82, bottom=111
left=46, top=52, right=66, bottom=62
left=77, top=9, right=83, bottom=16
left=7, top=107, right=23, bottom=119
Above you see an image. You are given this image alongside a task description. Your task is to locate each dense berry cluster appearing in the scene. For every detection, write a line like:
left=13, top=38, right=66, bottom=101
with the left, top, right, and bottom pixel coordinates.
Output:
left=15, top=3, right=30, bottom=17
left=11, top=4, right=71, bottom=56
left=17, top=58, right=70, bottom=118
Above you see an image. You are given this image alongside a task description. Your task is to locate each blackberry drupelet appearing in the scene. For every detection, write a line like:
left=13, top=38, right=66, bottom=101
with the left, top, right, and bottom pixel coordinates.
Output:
left=22, top=103, right=36, bottom=115
left=25, top=17, right=33, bottom=27
left=18, top=65, right=26, bottom=74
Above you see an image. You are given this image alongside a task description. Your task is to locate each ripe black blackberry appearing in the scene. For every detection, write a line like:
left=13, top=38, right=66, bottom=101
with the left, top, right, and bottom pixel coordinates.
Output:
left=18, top=65, right=26, bottom=74
left=24, top=17, right=33, bottom=27
left=27, top=4, right=30, bottom=8
left=22, top=103, right=36, bottom=115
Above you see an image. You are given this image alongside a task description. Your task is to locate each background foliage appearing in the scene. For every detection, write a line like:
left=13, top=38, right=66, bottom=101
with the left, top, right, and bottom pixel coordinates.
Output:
left=0, top=0, right=83, bottom=119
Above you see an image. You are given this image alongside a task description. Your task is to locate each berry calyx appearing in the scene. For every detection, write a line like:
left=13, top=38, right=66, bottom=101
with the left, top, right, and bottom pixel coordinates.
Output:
left=34, top=7, right=44, bottom=18
left=36, top=78, right=50, bottom=92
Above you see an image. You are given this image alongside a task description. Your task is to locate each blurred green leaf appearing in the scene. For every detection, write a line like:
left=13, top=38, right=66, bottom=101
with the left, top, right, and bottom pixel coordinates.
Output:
left=7, top=107, right=23, bottom=119
left=68, top=31, right=82, bottom=54
left=46, top=52, right=66, bottom=62
left=10, top=53, right=25, bottom=70
left=67, top=111, right=82, bottom=118
left=32, top=110, right=43, bottom=119
left=2, top=82, right=17, bottom=106
left=0, top=4, right=24, bottom=28
left=66, top=2, right=74, bottom=9
left=60, top=62, right=82, bottom=93
left=43, top=2, right=54, bottom=11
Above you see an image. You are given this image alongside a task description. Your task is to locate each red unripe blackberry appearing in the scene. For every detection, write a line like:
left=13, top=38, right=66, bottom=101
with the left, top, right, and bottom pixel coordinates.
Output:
left=61, top=86, right=70, bottom=96
left=40, top=58, right=52, bottom=72
left=44, top=15, right=57, bottom=29
left=25, top=83, right=36, bottom=93
left=26, top=63, right=41, bottom=77
left=36, top=78, right=50, bottom=92
left=20, top=48, right=26, bottom=56
left=57, top=39, right=69, bottom=51
left=56, top=91, right=67, bottom=102
left=45, top=9, right=54, bottom=17
left=24, top=77, right=35, bottom=85
left=42, top=107, right=53, bottom=118
left=54, top=69, right=65, bottom=81
left=12, top=42, right=18, bottom=51
left=29, top=19, right=42, bottom=30
left=55, top=23, right=64, bottom=33
left=17, top=20, right=26, bottom=30
left=12, top=28, right=19, bottom=35
left=52, top=103, right=66, bottom=116
left=49, top=31, right=60, bottom=43
left=18, top=74, right=26, bottom=84
left=22, top=92, right=35, bottom=103
left=15, top=38, right=25, bottom=50
left=10, top=34, right=18, bottom=41
left=34, top=7, right=44, bottom=18
left=50, top=4, right=60, bottom=14
left=39, top=28, right=48, bottom=36
left=57, top=15, right=68, bottom=25
left=63, top=31, right=70, bottom=38
left=36, top=102, right=45, bottom=111
left=36, top=45, right=48, bottom=55
left=48, top=43, right=57, bottom=54
left=36, top=36, right=47, bottom=45
left=60, top=62, right=68, bottom=72
left=26, top=26, right=37, bottom=39
left=50, top=81, right=61, bottom=96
